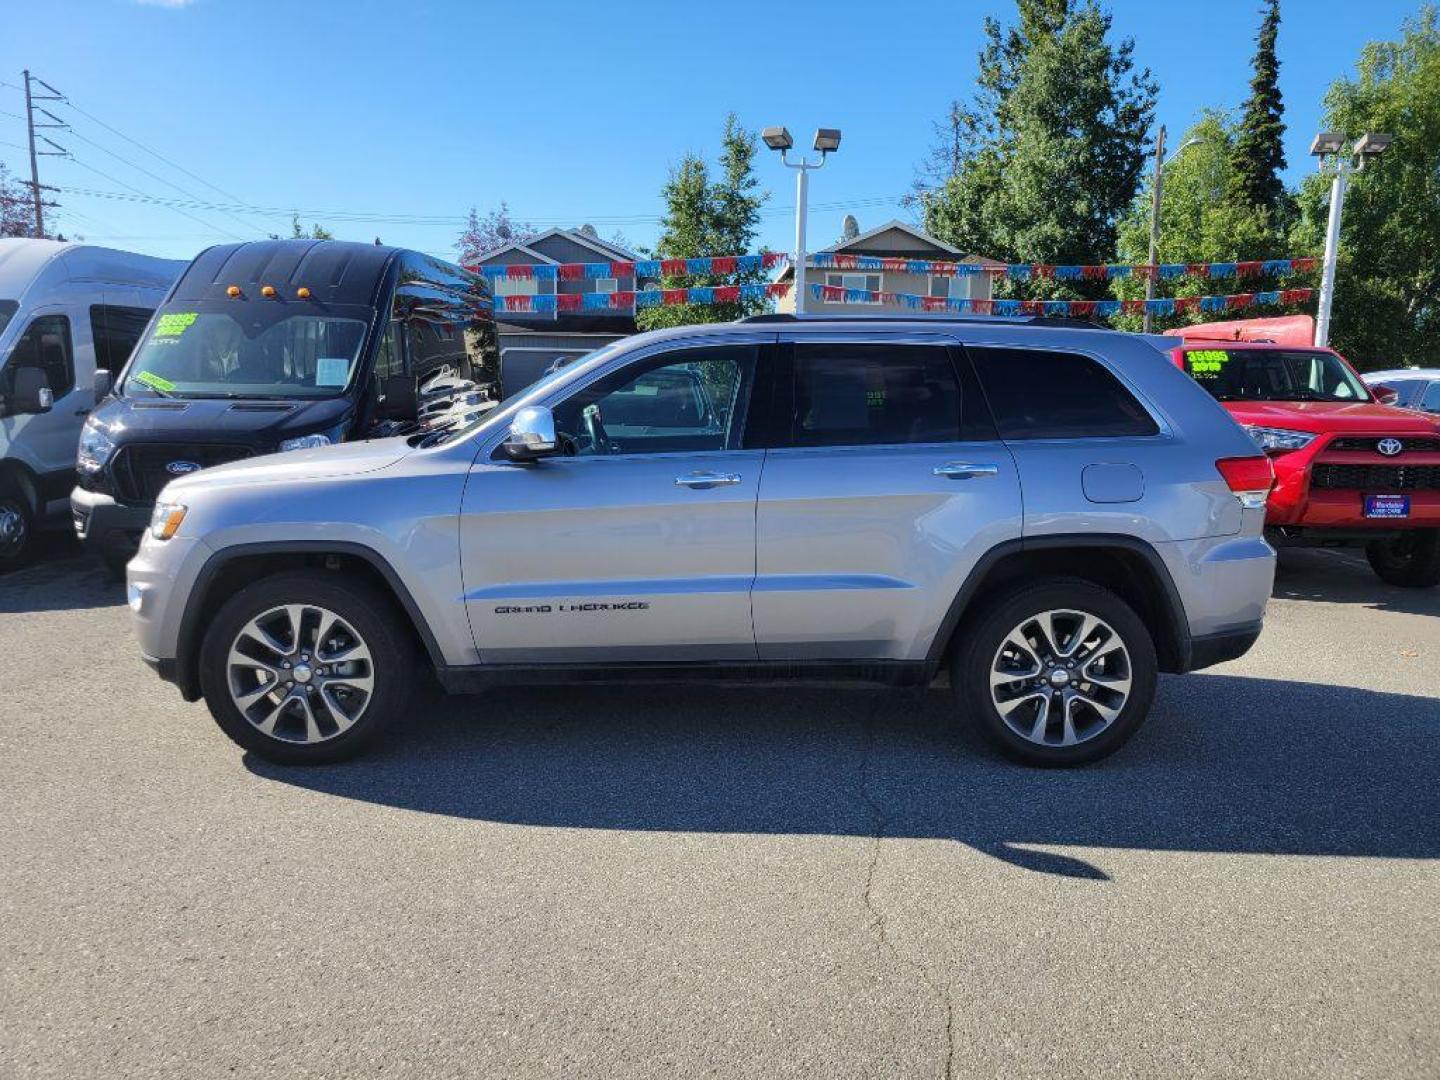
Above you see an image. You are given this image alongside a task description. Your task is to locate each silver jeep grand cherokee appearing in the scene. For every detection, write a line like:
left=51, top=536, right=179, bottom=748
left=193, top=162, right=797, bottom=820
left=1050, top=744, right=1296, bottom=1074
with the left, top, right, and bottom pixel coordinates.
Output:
left=127, top=316, right=1276, bottom=767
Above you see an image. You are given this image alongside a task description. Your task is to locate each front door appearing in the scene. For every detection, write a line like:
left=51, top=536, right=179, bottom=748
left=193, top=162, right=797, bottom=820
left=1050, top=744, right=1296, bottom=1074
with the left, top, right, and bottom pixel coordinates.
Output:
left=753, top=336, right=1023, bottom=660
left=0, top=307, right=82, bottom=505
left=461, top=341, right=768, bottom=663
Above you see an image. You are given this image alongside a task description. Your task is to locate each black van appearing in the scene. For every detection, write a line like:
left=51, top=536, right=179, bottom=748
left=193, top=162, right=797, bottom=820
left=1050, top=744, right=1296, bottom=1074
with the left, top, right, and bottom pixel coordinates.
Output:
left=71, top=239, right=496, bottom=575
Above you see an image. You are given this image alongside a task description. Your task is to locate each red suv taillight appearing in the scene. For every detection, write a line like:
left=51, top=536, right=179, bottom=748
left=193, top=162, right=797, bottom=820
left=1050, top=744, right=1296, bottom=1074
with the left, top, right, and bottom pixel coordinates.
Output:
left=1216, top=455, right=1276, bottom=509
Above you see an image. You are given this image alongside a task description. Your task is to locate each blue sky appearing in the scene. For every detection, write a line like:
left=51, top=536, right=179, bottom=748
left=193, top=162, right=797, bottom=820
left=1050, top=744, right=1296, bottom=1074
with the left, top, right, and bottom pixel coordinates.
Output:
left=0, top=0, right=1425, bottom=262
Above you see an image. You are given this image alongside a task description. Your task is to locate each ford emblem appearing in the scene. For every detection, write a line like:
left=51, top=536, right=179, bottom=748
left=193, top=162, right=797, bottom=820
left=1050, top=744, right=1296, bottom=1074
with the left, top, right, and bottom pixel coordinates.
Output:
left=1377, top=438, right=1403, bottom=457
left=165, top=460, right=202, bottom=476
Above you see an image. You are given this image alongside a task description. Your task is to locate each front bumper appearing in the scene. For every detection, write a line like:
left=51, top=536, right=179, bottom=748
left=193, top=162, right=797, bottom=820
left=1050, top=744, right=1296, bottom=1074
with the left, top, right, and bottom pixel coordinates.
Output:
left=70, top=486, right=151, bottom=562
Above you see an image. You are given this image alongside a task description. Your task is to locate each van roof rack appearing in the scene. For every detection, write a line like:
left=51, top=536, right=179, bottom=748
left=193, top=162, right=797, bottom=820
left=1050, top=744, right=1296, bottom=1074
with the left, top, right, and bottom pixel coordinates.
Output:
left=738, top=312, right=1106, bottom=330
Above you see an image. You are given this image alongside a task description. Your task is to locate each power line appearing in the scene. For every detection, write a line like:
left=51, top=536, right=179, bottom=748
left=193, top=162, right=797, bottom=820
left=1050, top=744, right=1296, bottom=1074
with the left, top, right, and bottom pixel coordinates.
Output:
left=62, top=156, right=246, bottom=241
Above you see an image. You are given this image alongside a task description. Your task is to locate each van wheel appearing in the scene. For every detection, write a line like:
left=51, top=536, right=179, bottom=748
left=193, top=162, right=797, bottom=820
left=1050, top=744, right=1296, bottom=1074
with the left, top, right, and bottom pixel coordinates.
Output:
left=198, top=572, right=415, bottom=764
left=953, top=578, right=1158, bottom=767
left=1366, top=530, right=1440, bottom=588
left=0, top=488, right=35, bottom=571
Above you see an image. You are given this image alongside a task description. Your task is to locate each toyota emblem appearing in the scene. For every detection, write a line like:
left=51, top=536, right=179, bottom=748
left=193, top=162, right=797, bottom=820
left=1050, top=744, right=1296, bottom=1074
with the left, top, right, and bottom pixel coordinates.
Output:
left=165, top=460, right=202, bottom=476
left=1377, top=438, right=1403, bottom=457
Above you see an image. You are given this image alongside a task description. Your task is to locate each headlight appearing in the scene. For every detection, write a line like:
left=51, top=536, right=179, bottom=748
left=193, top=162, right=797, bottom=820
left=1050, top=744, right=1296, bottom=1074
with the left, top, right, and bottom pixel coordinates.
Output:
left=77, top=418, right=115, bottom=473
left=149, top=502, right=187, bottom=541
left=279, top=432, right=334, bottom=452
left=1243, top=425, right=1316, bottom=454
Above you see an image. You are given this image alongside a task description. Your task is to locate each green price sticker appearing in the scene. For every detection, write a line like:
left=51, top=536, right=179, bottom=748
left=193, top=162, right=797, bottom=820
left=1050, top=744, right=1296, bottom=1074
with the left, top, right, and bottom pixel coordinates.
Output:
left=1188, top=349, right=1231, bottom=376
left=135, top=371, right=177, bottom=392
left=154, top=312, right=198, bottom=337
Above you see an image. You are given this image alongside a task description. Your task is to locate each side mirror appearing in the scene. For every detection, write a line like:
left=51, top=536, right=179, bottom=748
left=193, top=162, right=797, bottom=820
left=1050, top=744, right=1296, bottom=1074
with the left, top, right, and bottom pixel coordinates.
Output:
left=93, top=369, right=113, bottom=402
left=378, top=374, right=418, bottom=420
left=502, top=405, right=559, bottom=461
left=10, top=368, right=52, bottom=415
left=1372, top=383, right=1400, bottom=406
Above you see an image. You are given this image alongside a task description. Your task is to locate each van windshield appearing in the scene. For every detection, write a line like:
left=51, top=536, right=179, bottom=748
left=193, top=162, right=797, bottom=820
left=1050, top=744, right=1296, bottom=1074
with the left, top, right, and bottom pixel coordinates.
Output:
left=0, top=300, right=17, bottom=339
left=122, top=302, right=371, bottom=400
left=1183, top=348, right=1371, bottom=403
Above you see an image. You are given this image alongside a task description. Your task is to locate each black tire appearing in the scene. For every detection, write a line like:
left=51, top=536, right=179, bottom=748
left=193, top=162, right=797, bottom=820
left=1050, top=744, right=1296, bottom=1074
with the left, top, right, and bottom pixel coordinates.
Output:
left=0, top=486, right=36, bottom=572
left=1366, top=529, right=1440, bottom=588
left=198, top=572, right=416, bottom=764
left=952, top=577, right=1158, bottom=767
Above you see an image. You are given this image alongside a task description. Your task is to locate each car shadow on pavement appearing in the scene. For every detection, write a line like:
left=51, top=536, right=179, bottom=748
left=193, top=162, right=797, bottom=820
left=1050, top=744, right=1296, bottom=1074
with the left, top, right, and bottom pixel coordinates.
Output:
left=246, top=671, right=1440, bottom=879
left=0, top=549, right=123, bottom=613
left=1273, top=548, right=1440, bottom=617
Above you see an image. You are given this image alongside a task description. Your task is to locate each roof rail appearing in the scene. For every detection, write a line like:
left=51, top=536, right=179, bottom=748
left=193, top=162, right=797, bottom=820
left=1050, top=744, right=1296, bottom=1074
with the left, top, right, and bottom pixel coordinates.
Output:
left=738, top=312, right=1107, bottom=330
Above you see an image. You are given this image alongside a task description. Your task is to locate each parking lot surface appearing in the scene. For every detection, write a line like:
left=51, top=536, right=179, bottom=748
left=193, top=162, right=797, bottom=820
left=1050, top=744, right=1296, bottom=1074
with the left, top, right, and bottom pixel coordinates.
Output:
left=1, top=543, right=1437, bottom=1079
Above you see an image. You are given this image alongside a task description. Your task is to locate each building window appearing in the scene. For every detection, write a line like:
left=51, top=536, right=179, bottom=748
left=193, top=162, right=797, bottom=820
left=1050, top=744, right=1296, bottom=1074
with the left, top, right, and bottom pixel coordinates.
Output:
left=825, top=272, right=881, bottom=303
left=494, top=275, right=539, bottom=297
left=928, top=276, right=950, bottom=299
left=594, top=277, right=618, bottom=294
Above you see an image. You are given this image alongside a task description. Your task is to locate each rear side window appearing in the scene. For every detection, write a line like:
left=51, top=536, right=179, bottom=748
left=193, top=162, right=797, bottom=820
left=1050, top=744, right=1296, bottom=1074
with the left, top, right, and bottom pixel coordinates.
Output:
left=789, top=342, right=962, bottom=447
left=969, top=346, right=1158, bottom=439
left=90, top=305, right=154, bottom=372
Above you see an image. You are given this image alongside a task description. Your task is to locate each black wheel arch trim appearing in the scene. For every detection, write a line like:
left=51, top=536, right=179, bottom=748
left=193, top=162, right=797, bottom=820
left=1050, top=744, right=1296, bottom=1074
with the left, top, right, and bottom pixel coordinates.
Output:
left=924, top=533, right=1195, bottom=674
left=171, top=540, right=446, bottom=701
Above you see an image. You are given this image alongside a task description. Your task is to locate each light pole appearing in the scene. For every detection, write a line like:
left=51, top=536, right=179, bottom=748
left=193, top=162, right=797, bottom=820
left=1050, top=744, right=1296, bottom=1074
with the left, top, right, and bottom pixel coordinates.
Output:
left=1311, top=131, right=1393, bottom=347
left=763, top=126, right=841, bottom=315
left=1142, top=126, right=1203, bottom=333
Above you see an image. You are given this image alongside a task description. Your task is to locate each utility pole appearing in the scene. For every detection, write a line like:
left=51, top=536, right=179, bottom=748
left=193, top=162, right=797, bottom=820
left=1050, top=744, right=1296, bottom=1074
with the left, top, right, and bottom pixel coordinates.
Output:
left=21, top=70, right=68, bottom=239
left=1142, top=125, right=1165, bottom=334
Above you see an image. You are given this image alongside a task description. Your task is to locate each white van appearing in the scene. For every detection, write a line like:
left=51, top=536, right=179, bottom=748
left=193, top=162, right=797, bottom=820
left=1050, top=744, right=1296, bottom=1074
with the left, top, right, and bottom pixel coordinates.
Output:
left=0, top=239, right=184, bottom=569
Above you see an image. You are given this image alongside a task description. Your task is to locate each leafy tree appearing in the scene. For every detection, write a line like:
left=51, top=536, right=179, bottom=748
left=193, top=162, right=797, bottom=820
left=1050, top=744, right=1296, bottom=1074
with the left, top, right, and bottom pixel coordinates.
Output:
left=456, top=203, right=534, bottom=265
left=920, top=0, right=1158, bottom=272
left=1229, top=0, right=1289, bottom=217
left=637, top=113, right=769, bottom=330
left=1290, top=6, right=1440, bottom=369
left=290, top=214, right=333, bottom=240
left=1, top=161, right=38, bottom=238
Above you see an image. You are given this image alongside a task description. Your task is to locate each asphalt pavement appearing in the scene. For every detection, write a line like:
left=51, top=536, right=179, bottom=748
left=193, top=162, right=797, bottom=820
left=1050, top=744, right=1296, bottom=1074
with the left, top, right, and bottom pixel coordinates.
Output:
left=1, top=542, right=1436, bottom=1079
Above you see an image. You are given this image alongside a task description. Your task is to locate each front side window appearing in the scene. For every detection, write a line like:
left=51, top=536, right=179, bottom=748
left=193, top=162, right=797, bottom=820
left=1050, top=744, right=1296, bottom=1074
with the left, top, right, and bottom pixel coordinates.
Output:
left=788, top=343, right=961, bottom=447
left=123, top=306, right=368, bottom=400
left=90, top=304, right=154, bottom=372
left=0, top=300, right=17, bottom=338
left=1181, top=348, right=1368, bottom=403
left=970, top=346, right=1158, bottom=439
left=2, top=313, right=73, bottom=400
left=551, top=345, right=757, bottom=457
left=1420, top=381, right=1440, bottom=414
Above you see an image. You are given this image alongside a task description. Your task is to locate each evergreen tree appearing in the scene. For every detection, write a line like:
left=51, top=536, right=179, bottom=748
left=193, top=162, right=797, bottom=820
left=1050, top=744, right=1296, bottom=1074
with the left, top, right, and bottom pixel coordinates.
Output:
left=920, top=0, right=1158, bottom=269
left=1229, top=0, right=1288, bottom=214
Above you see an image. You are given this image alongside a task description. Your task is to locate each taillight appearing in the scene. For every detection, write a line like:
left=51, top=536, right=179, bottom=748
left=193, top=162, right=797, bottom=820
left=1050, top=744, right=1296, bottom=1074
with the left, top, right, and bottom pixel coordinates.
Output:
left=1216, top=455, right=1275, bottom=509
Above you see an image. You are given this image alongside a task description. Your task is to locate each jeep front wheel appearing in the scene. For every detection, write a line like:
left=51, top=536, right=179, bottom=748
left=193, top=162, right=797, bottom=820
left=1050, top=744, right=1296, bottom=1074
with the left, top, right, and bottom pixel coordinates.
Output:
left=954, top=578, right=1158, bottom=767
left=198, top=573, right=414, bottom=764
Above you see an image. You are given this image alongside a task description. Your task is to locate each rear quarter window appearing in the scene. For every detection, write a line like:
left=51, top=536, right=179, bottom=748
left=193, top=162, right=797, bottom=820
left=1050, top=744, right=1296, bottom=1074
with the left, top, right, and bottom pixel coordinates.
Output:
left=969, top=346, right=1158, bottom=439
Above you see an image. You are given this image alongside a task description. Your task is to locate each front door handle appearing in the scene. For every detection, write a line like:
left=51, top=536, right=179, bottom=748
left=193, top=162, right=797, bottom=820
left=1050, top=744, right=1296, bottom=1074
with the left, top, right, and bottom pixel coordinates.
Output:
left=675, top=471, right=742, bottom=489
left=933, top=462, right=1000, bottom=480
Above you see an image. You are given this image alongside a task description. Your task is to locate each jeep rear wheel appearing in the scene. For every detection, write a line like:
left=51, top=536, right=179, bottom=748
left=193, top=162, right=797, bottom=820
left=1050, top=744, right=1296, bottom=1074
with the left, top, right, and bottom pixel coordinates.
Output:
left=954, top=578, right=1158, bottom=766
left=199, top=572, right=414, bottom=764
left=1366, top=529, right=1440, bottom=588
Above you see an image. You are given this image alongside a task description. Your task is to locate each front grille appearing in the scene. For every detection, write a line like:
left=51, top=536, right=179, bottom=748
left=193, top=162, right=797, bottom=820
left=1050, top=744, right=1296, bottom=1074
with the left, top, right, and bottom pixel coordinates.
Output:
left=1311, top=464, right=1440, bottom=491
left=1328, top=436, right=1440, bottom=453
left=111, top=443, right=253, bottom=504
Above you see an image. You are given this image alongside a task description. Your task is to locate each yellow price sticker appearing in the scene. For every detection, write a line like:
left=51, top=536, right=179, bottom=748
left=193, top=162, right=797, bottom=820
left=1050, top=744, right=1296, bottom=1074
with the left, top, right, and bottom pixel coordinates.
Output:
left=1188, top=349, right=1231, bottom=376
left=154, top=312, right=198, bottom=337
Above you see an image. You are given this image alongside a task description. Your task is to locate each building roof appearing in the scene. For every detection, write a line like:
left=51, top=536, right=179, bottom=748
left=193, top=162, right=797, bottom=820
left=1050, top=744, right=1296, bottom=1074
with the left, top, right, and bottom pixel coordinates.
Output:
left=772, top=219, right=1002, bottom=282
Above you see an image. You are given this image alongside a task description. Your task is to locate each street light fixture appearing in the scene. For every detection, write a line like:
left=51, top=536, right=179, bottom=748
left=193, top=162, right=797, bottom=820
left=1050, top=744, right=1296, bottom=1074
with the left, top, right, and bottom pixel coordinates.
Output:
left=1142, top=125, right=1206, bottom=333
left=1311, top=130, right=1394, bottom=347
left=764, top=124, right=842, bottom=314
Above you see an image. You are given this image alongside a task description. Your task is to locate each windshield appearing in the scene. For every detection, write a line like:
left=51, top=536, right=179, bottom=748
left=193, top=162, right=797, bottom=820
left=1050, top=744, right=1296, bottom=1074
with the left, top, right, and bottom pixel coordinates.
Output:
left=121, top=302, right=371, bottom=400
left=1184, top=348, right=1371, bottom=403
left=0, top=300, right=16, bottom=340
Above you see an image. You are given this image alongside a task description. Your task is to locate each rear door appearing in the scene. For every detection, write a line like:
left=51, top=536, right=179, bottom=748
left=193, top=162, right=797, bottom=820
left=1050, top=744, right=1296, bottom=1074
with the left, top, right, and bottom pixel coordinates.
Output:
left=752, top=334, right=1022, bottom=661
left=462, top=337, right=770, bottom=663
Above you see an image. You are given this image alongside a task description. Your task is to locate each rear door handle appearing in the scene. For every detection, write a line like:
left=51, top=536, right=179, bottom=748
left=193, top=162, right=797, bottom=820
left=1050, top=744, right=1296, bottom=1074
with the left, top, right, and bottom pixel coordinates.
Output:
left=933, top=462, right=1000, bottom=480
left=675, top=471, right=742, bottom=489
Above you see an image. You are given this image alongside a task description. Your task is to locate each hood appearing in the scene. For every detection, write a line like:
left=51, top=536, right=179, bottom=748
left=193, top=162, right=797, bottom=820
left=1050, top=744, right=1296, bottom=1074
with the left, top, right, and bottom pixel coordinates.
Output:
left=93, top=394, right=354, bottom=448
left=1220, top=399, right=1440, bottom=434
left=161, top=435, right=413, bottom=496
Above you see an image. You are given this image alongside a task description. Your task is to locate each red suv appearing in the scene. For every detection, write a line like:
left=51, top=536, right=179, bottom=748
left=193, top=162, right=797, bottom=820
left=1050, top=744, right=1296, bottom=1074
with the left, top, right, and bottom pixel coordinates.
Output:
left=1170, top=341, right=1440, bottom=588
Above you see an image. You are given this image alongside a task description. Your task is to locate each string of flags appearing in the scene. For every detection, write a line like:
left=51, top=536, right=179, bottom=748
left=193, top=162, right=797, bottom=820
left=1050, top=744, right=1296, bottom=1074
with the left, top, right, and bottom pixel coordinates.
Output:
left=810, top=283, right=1315, bottom=317
left=470, top=252, right=1317, bottom=283
left=495, top=282, right=791, bottom=314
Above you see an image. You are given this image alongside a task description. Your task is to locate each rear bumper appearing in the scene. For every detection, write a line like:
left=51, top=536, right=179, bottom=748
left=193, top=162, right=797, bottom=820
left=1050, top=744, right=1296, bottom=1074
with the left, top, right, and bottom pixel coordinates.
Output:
left=1186, top=621, right=1263, bottom=671
left=70, top=486, right=150, bottom=561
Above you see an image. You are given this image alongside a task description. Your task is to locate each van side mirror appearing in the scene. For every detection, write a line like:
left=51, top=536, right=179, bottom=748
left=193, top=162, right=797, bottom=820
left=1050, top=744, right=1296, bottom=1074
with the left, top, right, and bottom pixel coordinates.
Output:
left=502, top=405, right=559, bottom=461
left=93, top=369, right=113, bottom=402
left=9, top=368, right=52, bottom=415
left=378, top=375, right=418, bottom=420
left=1371, top=383, right=1400, bottom=406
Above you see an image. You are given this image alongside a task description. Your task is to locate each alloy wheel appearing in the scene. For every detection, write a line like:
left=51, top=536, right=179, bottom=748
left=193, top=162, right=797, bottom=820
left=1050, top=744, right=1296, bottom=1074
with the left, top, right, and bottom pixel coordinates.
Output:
left=226, top=603, right=375, bottom=744
left=989, top=608, right=1133, bottom=748
left=0, top=500, right=28, bottom=560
